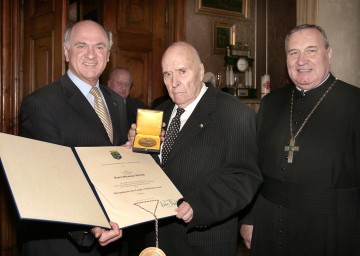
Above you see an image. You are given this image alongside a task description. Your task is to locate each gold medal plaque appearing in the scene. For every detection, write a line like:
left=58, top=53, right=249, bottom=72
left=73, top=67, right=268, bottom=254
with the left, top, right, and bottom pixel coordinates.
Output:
left=139, top=247, right=166, bottom=256
left=133, top=109, right=163, bottom=153
left=138, top=138, right=157, bottom=147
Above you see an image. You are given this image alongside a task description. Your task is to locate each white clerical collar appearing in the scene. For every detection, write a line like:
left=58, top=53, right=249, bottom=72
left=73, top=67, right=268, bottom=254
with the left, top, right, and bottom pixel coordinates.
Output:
left=295, top=73, right=330, bottom=92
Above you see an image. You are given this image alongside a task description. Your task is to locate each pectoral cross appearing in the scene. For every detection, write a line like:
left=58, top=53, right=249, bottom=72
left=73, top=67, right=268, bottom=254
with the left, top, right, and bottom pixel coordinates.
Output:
left=284, top=138, right=299, bottom=163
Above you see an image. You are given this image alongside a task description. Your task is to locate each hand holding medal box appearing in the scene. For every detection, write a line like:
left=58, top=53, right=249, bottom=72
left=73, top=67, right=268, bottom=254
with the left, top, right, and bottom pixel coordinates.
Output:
left=133, top=109, right=163, bottom=153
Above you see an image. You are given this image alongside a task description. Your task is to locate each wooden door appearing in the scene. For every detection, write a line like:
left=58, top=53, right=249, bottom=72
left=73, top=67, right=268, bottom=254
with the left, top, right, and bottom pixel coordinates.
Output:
left=22, top=0, right=66, bottom=98
left=102, top=0, right=184, bottom=107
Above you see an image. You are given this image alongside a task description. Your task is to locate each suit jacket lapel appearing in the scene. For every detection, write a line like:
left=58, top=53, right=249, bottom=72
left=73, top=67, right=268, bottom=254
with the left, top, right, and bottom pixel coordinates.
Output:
left=60, top=74, right=112, bottom=143
left=166, top=86, right=217, bottom=164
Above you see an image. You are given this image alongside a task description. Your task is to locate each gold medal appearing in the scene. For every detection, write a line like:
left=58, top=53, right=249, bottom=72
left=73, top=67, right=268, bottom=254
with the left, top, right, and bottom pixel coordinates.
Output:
left=139, top=247, right=166, bottom=256
left=138, top=138, right=157, bottom=147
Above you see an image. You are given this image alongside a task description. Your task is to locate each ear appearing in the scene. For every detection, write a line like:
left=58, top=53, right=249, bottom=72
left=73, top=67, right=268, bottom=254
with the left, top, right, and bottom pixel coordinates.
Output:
left=199, top=63, right=205, bottom=81
left=327, top=46, right=333, bottom=63
left=107, top=51, right=111, bottom=62
left=64, top=46, right=69, bottom=62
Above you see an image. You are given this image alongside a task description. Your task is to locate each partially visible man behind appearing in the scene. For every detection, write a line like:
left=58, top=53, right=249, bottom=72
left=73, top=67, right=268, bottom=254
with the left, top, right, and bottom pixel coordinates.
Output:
left=240, top=24, right=360, bottom=256
left=19, top=20, right=127, bottom=256
left=141, top=41, right=262, bottom=256
left=107, top=67, right=145, bottom=129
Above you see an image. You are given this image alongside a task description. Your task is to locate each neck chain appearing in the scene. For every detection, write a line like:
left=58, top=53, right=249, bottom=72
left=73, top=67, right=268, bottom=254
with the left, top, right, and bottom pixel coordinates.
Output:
left=134, top=200, right=160, bottom=247
left=285, top=78, right=337, bottom=163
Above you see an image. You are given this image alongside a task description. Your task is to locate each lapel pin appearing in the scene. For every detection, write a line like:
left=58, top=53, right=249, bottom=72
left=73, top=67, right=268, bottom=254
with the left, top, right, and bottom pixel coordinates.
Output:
left=200, top=124, right=204, bottom=128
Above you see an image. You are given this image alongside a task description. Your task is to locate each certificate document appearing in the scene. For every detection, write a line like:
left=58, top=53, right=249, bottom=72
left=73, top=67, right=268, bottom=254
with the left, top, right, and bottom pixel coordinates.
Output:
left=0, top=132, right=182, bottom=229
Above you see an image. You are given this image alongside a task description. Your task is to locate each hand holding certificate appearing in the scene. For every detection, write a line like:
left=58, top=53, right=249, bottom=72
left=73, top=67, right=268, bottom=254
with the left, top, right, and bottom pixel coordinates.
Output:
left=0, top=132, right=182, bottom=229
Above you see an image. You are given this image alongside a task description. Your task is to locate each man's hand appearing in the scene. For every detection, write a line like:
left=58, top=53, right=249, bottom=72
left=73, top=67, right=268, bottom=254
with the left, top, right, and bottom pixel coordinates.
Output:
left=176, top=201, right=193, bottom=223
left=240, top=224, right=253, bottom=249
left=124, top=123, right=137, bottom=148
left=91, top=221, right=122, bottom=246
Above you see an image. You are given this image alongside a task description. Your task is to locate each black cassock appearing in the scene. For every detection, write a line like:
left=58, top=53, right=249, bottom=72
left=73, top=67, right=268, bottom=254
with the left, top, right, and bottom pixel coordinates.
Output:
left=250, top=74, right=360, bottom=256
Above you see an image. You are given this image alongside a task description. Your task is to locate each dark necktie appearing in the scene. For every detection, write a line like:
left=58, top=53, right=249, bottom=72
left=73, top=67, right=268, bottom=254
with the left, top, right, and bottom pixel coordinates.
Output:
left=161, top=108, right=185, bottom=166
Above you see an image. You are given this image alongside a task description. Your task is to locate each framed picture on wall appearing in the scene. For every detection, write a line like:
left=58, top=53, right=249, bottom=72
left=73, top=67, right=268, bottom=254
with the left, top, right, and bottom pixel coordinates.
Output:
left=213, top=22, right=236, bottom=54
left=196, top=0, right=249, bottom=19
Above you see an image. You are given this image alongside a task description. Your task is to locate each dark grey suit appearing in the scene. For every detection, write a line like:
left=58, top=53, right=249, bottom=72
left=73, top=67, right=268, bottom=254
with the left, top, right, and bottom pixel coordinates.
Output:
left=19, top=73, right=128, bottom=256
left=145, top=85, right=262, bottom=256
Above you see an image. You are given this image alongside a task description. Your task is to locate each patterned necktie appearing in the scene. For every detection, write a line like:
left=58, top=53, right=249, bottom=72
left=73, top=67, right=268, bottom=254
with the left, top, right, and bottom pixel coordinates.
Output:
left=90, top=87, right=113, bottom=143
left=162, top=108, right=185, bottom=166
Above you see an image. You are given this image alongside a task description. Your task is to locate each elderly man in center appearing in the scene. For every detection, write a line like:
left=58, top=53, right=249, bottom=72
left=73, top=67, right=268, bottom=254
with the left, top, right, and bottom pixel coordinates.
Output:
left=129, top=41, right=263, bottom=256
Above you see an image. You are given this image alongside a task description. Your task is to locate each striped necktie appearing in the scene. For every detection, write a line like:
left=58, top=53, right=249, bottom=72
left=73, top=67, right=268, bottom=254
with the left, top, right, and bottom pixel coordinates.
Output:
left=90, top=87, right=113, bottom=143
left=161, top=108, right=185, bottom=166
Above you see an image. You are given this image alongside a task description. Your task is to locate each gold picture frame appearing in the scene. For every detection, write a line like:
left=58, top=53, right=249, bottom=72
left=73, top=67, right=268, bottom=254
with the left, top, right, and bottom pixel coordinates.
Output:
left=213, top=22, right=236, bottom=54
left=196, top=0, right=249, bottom=19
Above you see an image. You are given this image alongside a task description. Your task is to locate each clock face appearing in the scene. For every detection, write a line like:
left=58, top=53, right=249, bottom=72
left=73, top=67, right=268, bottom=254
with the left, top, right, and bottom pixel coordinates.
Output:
left=237, top=57, right=249, bottom=72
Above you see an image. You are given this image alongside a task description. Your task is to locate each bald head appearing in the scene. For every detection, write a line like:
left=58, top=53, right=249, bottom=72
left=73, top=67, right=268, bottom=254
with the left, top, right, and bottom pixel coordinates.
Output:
left=161, top=41, right=204, bottom=108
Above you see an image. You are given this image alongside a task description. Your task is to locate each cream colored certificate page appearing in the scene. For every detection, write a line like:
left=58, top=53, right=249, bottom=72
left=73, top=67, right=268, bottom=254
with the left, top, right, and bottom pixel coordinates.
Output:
left=0, top=133, right=110, bottom=228
left=75, top=146, right=182, bottom=228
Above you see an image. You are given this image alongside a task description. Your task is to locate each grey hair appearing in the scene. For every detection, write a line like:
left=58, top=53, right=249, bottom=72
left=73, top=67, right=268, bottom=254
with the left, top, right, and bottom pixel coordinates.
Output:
left=285, top=24, right=330, bottom=52
left=63, top=21, right=113, bottom=49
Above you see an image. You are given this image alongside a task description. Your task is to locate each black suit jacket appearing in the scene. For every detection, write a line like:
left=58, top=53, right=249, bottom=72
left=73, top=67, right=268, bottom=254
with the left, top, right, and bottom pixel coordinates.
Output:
left=125, top=97, right=145, bottom=129
left=146, top=85, right=262, bottom=256
left=19, top=74, right=128, bottom=256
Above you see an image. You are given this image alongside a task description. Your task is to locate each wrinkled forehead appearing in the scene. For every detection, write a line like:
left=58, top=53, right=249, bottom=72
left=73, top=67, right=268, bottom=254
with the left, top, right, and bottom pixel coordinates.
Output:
left=287, top=28, right=324, bottom=49
left=162, top=45, right=197, bottom=70
left=70, top=23, right=109, bottom=45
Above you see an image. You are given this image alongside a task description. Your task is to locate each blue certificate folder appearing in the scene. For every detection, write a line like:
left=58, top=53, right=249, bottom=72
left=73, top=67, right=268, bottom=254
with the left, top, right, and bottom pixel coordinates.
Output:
left=0, top=133, right=182, bottom=229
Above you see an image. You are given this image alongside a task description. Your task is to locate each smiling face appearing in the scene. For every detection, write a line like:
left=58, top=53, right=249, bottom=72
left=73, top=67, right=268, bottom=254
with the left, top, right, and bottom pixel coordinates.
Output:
left=64, top=20, right=111, bottom=86
left=161, top=42, right=204, bottom=109
left=286, top=28, right=332, bottom=90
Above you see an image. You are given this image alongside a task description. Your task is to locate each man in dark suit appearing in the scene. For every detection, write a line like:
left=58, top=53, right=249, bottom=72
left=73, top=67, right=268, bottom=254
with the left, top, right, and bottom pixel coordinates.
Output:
left=107, top=67, right=145, bottom=130
left=19, top=20, right=127, bottom=256
left=140, top=41, right=262, bottom=255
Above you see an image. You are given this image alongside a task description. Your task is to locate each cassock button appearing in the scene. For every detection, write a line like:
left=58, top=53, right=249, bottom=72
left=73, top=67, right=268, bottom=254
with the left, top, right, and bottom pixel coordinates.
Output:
left=281, top=167, right=286, bottom=171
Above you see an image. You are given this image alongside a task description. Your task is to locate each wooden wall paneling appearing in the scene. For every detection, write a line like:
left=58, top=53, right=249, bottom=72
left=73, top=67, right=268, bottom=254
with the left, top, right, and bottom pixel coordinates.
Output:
left=0, top=0, right=21, bottom=135
left=267, top=0, right=296, bottom=90
left=102, top=0, right=167, bottom=107
left=23, top=0, right=65, bottom=98
left=102, top=0, right=187, bottom=106
left=166, top=0, right=186, bottom=45
left=118, top=50, right=150, bottom=103
left=1, top=1, right=22, bottom=255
